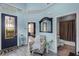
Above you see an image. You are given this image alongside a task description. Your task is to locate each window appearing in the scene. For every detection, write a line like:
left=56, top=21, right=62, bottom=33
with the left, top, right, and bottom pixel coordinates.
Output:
left=5, top=16, right=15, bottom=39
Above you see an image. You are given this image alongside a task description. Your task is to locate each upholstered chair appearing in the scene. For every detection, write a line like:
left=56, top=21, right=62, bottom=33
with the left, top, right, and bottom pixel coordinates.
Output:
left=32, top=35, right=46, bottom=56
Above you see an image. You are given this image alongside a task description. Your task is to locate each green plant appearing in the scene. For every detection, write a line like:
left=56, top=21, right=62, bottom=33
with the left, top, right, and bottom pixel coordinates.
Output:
left=45, top=40, right=53, bottom=48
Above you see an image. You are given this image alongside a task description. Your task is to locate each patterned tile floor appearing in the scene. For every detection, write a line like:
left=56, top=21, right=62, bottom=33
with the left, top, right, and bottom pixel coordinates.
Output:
left=32, top=50, right=57, bottom=56
left=3, top=45, right=30, bottom=56
left=1, top=45, right=56, bottom=56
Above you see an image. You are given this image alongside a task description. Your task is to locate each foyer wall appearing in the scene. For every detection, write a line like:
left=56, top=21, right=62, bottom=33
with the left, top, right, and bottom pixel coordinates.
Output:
left=26, top=3, right=79, bottom=55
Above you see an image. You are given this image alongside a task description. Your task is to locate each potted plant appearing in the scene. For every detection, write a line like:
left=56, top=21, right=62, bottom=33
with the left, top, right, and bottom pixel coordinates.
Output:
left=45, top=40, right=53, bottom=53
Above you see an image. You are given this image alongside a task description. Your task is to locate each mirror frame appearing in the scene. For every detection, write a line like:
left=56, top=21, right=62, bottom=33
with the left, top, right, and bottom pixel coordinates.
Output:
left=39, top=17, right=53, bottom=33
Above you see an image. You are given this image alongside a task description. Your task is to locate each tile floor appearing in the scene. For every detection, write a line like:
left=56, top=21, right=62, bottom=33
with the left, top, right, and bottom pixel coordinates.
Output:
left=3, top=45, right=30, bottom=56
left=58, top=44, right=75, bottom=56
left=0, top=45, right=56, bottom=56
left=32, top=50, right=57, bottom=56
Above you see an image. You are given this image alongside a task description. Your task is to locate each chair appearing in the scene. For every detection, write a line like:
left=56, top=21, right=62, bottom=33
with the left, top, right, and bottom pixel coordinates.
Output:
left=32, top=35, right=46, bottom=56
left=28, top=36, right=35, bottom=53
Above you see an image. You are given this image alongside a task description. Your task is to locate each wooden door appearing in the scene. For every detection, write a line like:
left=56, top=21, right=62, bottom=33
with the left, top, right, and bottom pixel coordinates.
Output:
left=72, top=20, right=76, bottom=42
left=59, top=21, right=68, bottom=40
left=59, top=20, right=76, bottom=42
left=67, top=20, right=76, bottom=42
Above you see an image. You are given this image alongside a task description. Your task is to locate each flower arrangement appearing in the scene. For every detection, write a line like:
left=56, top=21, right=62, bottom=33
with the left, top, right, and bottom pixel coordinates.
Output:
left=45, top=40, right=53, bottom=53
left=45, top=40, right=53, bottom=48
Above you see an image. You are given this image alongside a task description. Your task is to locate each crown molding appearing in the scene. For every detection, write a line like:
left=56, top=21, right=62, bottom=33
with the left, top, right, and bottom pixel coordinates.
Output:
left=0, top=3, right=26, bottom=12
left=26, top=3, right=56, bottom=14
left=0, top=3, right=56, bottom=14
left=6, top=3, right=25, bottom=10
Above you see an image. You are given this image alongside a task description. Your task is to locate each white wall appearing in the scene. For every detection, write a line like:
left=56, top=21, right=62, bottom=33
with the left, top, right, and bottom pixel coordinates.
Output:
left=26, top=3, right=79, bottom=55
left=26, top=9, right=57, bottom=53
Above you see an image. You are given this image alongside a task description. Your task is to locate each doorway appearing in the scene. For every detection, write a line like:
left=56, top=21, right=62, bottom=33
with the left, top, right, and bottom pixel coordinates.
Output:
left=57, top=14, right=76, bottom=56
left=27, top=22, right=36, bottom=52
left=1, top=13, right=17, bottom=49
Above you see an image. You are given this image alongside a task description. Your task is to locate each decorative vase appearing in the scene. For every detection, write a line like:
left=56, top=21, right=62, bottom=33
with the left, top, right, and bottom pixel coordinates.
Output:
left=46, top=45, right=48, bottom=53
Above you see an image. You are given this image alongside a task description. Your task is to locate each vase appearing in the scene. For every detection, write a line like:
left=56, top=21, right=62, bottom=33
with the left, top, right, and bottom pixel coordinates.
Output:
left=46, top=46, right=48, bottom=53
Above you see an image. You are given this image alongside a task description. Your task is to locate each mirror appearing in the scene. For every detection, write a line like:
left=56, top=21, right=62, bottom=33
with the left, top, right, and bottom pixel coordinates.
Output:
left=39, top=17, right=52, bottom=33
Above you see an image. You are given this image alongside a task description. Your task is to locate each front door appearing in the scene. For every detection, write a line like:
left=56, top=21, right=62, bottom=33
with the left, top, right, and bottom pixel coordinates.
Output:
left=1, top=13, right=17, bottom=49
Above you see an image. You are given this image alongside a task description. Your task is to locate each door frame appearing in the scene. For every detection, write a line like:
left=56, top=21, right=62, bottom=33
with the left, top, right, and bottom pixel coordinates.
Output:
left=56, top=12, right=77, bottom=55
left=27, top=22, right=36, bottom=45
left=1, top=13, right=17, bottom=49
left=28, top=22, right=36, bottom=37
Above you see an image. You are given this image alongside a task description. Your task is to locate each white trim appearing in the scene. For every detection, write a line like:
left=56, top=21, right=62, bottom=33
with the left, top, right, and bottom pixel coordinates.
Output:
left=5, top=3, right=25, bottom=11
left=55, top=11, right=79, bottom=18
left=76, top=12, right=79, bottom=55
left=26, top=3, right=56, bottom=14
left=26, top=22, right=28, bottom=45
left=0, top=13, right=1, bottom=50
left=2, top=3, right=56, bottom=14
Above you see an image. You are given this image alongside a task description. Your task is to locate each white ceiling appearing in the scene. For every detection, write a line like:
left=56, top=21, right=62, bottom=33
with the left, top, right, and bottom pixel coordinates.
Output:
left=7, top=3, right=54, bottom=10
left=26, top=3, right=50, bottom=10
left=2, top=3, right=55, bottom=13
left=7, top=3, right=27, bottom=9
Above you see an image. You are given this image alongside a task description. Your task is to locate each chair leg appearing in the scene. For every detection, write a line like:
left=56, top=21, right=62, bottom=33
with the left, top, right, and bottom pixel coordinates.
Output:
left=31, top=50, right=34, bottom=55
